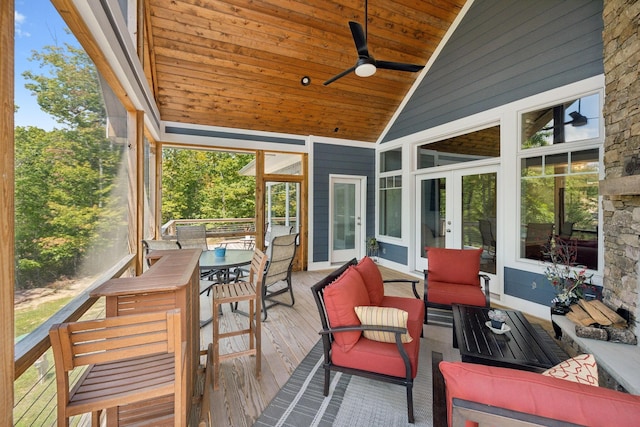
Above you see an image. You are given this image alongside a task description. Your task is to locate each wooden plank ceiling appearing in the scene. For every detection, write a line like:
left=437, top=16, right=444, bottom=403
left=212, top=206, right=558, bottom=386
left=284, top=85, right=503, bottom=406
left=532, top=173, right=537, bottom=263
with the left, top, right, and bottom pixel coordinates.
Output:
left=144, top=0, right=466, bottom=142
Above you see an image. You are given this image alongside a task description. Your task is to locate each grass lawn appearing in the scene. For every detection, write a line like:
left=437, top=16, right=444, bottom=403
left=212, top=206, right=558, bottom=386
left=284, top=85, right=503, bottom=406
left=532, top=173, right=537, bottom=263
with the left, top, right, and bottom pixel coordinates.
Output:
left=15, top=296, right=73, bottom=338
left=14, top=293, right=104, bottom=426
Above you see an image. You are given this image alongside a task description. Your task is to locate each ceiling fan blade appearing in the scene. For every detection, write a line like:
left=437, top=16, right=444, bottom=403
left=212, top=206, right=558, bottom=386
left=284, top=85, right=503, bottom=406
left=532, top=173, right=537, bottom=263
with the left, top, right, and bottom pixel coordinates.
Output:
left=323, top=65, right=357, bottom=86
left=348, top=21, right=369, bottom=57
left=376, top=60, right=424, bottom=73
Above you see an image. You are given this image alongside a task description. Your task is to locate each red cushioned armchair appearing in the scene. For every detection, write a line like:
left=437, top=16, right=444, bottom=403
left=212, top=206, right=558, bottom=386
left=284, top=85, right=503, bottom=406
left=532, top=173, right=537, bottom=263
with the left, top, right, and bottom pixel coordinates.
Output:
left=311, top=257, right=424, bottom=423
left=424, top=247, right=490, bottom=324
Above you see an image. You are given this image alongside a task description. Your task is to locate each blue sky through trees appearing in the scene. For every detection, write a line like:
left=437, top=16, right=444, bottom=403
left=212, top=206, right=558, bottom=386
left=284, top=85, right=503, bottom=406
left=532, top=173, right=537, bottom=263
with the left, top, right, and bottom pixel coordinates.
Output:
left=14, top=0, right=77, bottom=130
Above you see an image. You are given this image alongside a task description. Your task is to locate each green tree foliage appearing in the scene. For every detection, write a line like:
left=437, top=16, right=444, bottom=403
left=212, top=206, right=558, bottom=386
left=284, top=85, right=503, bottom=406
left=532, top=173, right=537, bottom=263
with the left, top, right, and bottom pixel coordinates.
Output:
left=15, top=44, right=124, bottom=288
left=162, top=149, right=255, bottom=223
left=266, top=182, right=298, bottom=220
left=15, top=42, right=256, bottom=289
left=22, top=41, right=104, bottom=129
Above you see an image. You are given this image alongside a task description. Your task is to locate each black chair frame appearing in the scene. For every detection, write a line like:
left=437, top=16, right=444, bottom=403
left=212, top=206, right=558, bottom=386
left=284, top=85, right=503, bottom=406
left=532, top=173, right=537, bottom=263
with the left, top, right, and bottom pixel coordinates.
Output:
left=311, top=258, right=422, bottom=424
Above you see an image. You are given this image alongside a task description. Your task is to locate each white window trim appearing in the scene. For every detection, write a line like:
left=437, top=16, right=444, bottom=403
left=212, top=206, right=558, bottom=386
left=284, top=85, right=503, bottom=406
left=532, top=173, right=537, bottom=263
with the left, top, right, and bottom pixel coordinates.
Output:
left=515, top=90, right=605, bottom=281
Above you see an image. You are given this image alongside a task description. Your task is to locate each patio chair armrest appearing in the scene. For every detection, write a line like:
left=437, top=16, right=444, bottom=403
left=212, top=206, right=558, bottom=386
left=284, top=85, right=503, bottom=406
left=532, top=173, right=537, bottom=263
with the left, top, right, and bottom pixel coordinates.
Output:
left=384, top=278, right=421, bottom=299
left=319, top=324, right=407, bottom=335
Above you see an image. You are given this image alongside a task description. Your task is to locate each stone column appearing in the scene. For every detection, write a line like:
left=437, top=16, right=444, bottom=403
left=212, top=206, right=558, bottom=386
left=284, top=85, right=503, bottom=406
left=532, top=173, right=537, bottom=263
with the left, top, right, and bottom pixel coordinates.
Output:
left=601, top=0, right=640, bottom=330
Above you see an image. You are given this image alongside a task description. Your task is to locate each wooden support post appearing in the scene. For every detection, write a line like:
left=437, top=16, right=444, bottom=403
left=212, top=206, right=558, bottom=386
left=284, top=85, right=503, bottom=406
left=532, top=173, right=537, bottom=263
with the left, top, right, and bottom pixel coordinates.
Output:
left=0, top=0, right=15, bottom=421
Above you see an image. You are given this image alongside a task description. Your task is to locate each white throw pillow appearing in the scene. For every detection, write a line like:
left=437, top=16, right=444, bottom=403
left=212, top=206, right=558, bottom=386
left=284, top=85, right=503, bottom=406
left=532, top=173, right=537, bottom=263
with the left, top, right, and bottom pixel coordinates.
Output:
left=542, top=354, right=599, bottom=386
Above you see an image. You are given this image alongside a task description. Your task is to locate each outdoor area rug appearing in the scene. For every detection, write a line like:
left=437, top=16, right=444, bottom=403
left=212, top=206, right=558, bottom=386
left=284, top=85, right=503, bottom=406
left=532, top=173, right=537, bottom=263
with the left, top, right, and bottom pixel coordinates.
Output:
left=253, top=310, right=566, bottom=427
left=252, top=309, right=455, bottom=427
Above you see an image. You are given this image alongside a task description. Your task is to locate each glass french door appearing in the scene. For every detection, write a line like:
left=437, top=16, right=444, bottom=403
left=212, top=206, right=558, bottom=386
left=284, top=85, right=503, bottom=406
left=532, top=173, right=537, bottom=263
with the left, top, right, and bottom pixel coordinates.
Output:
left=265, top=180, right=300, bottom=238
left=415, top=166, right=497, bottom=275
left=330, top=176, right=364, bottom=263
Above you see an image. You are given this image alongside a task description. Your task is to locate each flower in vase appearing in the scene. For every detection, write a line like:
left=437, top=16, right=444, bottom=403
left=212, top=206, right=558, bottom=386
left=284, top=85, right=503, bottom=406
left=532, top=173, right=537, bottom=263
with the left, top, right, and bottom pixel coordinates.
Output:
left=543, top=237, right=593, bottom=306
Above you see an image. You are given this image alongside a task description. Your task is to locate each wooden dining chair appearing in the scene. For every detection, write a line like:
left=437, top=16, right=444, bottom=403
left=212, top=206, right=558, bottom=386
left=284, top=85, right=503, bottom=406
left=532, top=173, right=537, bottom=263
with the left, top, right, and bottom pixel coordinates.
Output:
left=48, top=309, right=185, bottom=427
left=211, top=248, right=268, bottom=389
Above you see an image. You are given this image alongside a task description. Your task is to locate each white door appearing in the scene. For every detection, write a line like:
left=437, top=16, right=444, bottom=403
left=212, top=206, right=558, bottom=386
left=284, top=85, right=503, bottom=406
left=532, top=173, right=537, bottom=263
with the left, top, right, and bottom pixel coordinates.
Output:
left=330, top=176, right=365, bottom=263
left=415, top=166, right=498, bottom=277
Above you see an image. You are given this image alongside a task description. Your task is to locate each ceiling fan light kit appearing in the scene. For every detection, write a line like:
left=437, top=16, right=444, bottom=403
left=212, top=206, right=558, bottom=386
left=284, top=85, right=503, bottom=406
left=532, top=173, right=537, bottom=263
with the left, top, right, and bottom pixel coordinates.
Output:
left=355, top=58, right=376, bottom=77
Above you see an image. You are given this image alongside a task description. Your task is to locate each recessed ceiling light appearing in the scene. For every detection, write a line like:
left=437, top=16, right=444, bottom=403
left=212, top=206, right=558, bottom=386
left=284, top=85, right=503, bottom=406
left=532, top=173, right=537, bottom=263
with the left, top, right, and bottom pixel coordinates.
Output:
left=301, top=76, right=311, bottom=86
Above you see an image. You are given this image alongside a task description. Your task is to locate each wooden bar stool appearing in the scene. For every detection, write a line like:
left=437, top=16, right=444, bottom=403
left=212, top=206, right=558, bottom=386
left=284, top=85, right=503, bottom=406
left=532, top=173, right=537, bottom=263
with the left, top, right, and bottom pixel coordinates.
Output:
left=48, top=309, right=186, bottom=427
left=211, top=248, right=267, bottom=389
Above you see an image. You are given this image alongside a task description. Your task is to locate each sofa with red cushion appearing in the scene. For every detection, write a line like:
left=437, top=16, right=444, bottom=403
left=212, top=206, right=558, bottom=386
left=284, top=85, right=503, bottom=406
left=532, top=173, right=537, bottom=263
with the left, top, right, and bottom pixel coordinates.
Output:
left=311, top=256, right=424, bottom=423
left=433, top=354, right=640, bottom=427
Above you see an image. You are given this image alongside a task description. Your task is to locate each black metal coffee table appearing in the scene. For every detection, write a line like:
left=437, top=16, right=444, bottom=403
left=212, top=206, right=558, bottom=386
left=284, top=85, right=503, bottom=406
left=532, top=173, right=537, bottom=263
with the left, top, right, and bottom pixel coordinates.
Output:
left=451, top=304, right=562, bottom=372
left=432, top=305, right=565, bottom=427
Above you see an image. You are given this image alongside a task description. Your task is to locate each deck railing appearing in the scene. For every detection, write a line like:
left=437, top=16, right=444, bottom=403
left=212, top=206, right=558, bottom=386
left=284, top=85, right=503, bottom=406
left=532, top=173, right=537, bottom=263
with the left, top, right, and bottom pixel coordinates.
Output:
left=14, top=255, right=134, bottom=426
left=13, top=216, right=297, bottom=425
left=161, top=217, right=297, bottom=241
left=162, top=217, right=258, bottom=239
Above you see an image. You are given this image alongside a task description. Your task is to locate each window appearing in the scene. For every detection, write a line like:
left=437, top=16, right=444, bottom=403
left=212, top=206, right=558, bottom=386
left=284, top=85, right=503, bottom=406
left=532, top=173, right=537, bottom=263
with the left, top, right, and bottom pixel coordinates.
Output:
left=520, top=149, right=600, bottom=269
left=379, top=148, right=402, bottom=238
left=14, top=26, right=131, bottom=335
left=417, top=126, right=500, bottom=169
left=521, top=93, right=600, bottom=148
left=379, top=176, right=402, bottom=238
left=380, top=147, right=402, bottom=172
left=13, top=8, right=134, bottom=423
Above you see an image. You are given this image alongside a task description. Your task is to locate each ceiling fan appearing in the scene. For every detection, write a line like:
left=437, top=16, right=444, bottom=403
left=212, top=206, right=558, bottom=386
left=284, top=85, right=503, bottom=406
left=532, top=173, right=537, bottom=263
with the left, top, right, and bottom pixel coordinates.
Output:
left=323, top=0, right=425, bottom=86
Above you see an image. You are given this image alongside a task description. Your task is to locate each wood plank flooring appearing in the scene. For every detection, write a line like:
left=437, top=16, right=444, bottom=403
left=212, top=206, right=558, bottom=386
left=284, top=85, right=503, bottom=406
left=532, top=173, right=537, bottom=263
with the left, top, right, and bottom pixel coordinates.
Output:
left=197, top=265, right=421, bottom=427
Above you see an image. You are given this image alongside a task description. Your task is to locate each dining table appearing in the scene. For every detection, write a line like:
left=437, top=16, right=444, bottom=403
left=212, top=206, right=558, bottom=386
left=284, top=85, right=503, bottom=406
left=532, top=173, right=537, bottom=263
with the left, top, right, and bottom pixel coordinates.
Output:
left=199, top=248, right=255, bottom=326
left=200, top=248, right=254, bottom=278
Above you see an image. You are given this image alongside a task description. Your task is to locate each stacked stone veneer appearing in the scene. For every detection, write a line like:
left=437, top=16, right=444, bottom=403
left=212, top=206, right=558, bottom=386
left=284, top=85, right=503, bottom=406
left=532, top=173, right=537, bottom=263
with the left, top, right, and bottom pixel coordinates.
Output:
left=602, top=0, right=640, bottom=332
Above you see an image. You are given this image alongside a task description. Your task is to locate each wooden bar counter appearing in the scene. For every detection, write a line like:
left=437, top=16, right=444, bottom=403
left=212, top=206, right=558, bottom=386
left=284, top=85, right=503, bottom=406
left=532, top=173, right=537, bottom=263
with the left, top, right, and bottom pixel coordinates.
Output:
left=91, top=248, right=201, bottom=424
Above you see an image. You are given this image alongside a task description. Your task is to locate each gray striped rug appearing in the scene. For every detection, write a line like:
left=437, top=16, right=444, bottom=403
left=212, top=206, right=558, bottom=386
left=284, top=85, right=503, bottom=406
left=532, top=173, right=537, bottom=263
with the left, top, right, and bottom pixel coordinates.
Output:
left=253, top=310, right=566, bottom=426
left=253, top=309, right=453, bottom=427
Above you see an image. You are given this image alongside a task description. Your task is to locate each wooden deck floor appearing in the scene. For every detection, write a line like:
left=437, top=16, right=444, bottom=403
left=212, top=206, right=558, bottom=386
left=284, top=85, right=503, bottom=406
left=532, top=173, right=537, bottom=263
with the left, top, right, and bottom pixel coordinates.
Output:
left=197, top=264, right=421, bottom=426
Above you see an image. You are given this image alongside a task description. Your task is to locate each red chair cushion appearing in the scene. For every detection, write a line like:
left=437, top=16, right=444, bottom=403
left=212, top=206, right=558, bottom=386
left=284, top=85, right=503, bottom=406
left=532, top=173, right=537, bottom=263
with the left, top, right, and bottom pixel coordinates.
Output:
left=426, top=247, right=482, bottom=286
left=381, top=295, right=425, bottom=333
left=426, top=280, right=487, bottom=306
left=439, top=361, right=640, bottom=426
left=332, top=299, right=423, bottom=378
left=354, top=256, right=385, bottom=305
left=332, top=336, right=421, bottom=378
left=323, top=266, right=371, bottom=352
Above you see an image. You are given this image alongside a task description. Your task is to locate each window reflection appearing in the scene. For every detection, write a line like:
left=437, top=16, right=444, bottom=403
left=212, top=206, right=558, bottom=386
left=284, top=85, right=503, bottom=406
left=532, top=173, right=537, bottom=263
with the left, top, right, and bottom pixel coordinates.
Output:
left=520, top=149, right=599, bottom=269
left=522, top=93, right=600, bottom=147
left=417, top=126, right=500, bottom=169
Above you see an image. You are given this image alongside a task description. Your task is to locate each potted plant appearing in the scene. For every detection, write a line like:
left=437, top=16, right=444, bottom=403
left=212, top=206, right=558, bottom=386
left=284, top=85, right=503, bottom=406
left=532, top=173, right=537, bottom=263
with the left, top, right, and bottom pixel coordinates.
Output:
left=543, top=237, right=593, bottom=314
left=488, top=309, right=508, bottom=330
left=367, top=237, right=379, bottom=261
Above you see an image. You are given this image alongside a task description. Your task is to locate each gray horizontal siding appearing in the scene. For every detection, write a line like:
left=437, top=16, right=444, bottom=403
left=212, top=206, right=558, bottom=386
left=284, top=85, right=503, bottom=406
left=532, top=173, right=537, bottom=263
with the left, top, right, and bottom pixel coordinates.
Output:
left=378, top=241, right=408, bottom=265
left=383, top=0, right=604, bottom=142
left=313, top=143, right=375, bottom=263
left=504, top=267, right=555, bottom=305
left=165, top=126, right=306, bottom=145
